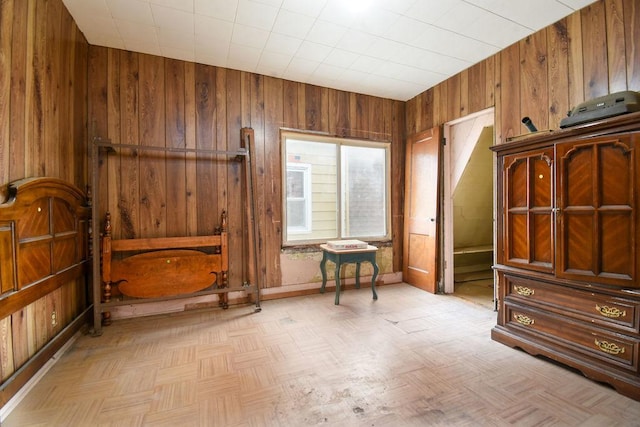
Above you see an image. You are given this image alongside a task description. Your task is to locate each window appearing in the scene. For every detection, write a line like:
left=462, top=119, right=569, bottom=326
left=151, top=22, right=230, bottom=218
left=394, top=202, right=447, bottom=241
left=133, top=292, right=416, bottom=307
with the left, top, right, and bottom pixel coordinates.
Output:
left=282, top=131, right=390, bottom=245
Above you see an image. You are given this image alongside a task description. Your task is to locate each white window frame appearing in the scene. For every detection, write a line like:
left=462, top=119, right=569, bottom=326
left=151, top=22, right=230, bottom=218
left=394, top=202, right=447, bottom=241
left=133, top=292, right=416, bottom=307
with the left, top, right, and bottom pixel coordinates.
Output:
left=281, top=130, right=391, bottom=246
left=286, top=163, right=312, bottom=234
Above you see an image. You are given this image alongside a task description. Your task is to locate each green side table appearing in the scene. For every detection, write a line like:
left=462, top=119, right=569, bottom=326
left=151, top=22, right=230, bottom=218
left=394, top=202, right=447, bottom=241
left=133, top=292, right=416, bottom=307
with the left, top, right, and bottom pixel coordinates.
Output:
left=319, top=244, right=379, bottom=305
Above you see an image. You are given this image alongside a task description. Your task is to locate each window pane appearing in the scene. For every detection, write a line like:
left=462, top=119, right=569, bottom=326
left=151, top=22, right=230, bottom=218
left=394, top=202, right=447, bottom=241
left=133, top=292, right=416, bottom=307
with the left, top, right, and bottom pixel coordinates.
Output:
left=286, top=140, right=337, bottom=240
left=287, top=170, right=305, bottom=198
left=341, top=145, right=386, bottom=238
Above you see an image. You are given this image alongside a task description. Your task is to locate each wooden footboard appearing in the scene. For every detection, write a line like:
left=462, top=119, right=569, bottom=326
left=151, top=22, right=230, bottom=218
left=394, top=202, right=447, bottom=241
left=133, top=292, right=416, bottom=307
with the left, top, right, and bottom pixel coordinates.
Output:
left=99, top=210, right=254, bottom=326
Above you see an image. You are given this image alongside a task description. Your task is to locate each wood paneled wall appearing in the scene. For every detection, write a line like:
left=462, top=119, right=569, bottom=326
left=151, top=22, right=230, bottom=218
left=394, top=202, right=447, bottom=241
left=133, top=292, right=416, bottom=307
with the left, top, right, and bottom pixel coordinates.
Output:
left=88, top=48, right=406, bottom=289
left=405, top=0, right=640, bottom=143
left=0, top=0, right=89, bottom=409
left=0, top=0, right=88, bottom=194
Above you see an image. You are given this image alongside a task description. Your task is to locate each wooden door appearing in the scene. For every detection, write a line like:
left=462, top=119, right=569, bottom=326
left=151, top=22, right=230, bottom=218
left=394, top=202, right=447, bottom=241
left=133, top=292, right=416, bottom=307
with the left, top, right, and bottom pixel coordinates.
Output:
left=403, top=127, right=442, bottom=293
left=502, top=148, right=555, bottom=273
left=556, top=134, right=637, bottom=287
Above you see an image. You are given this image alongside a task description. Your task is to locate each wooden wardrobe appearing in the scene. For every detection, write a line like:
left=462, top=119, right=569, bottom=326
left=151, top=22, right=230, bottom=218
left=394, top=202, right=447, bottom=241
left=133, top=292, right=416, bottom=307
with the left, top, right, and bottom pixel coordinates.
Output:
left=491, top=111, right=640, bottom=401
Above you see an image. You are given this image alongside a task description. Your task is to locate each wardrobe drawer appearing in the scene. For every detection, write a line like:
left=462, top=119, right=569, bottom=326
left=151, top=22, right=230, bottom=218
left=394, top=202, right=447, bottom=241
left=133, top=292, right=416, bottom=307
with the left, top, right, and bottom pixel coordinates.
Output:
left=505, top=302, right=640, bottom=373
left=504, top=274, right=640, bottom=333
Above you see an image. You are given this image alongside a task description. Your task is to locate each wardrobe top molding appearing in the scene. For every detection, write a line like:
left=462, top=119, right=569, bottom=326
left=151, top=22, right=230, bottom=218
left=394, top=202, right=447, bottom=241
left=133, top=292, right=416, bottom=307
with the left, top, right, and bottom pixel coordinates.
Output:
left=491, top=111, right=640, bottom=155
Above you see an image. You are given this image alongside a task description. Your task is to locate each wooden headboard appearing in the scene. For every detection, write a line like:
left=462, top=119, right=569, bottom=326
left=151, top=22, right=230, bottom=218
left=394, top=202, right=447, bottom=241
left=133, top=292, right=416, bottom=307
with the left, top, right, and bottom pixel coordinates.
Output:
left=99, top=210, right=230, bottom=325
left=0, top=177, right=91, bottom=408
left=0, top=177, right=91, bottom=318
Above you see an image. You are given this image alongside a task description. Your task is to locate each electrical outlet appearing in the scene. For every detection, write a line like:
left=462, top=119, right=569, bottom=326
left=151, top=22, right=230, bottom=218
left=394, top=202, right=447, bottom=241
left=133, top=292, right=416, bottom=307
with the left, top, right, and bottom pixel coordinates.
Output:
left=51, top=310, right=57, bottom=327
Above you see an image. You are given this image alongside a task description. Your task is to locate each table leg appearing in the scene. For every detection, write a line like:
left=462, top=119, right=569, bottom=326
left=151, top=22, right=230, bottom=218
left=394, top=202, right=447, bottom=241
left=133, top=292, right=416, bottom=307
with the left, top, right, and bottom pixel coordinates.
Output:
left=334, top=263, right=341, bottom=305
left=371, top=260, right=379, bottom=300
left=355, top=262, right=361, bottom=289
left=320, top=252, right=328, bottom=294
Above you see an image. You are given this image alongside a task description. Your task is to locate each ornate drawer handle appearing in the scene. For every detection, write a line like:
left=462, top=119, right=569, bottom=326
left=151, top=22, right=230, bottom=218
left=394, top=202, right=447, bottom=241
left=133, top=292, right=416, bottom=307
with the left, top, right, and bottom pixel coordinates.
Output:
left=514, top=285, right=534, bottom=296
left=594, top=339, right=625, bottom=355
left=595, top=304, right=626, bottom=318
left=514, top=314, right=534, bottom=326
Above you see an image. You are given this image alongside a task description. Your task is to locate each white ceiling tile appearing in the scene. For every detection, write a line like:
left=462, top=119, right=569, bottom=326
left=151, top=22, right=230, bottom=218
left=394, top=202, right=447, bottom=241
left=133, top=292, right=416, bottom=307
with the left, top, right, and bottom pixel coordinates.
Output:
left=151, top=4, right=194, bottom=33
left=349, top=55, right=387, bottom=73
left=410, top=25, right=497, bottom=62
left=406, top=0, right=463, bottom=24
left=252, top=0, right=284, bottom=8
left=318, top=0, right=357, bottom=27
left=157, top=29, right=195, bottom=50
left=236, top=0, right=279, bottom=30
left=365, top=38, right=407, bottom=61
left=195, top=16, right=234, bottom=41
left=335, top=30, right=378, bottom=53
left=80, top=15, right=121, bottom=36
left=281, top=0, right=327, bottom=17
left=295, top=40, right=332, bottom=62
left=257, top=51, right=291, bottom=75
left=227, top=43, right=262, bottom=70
left=284, top=57, right=320, bottom=79
left=376, top=0, right=417, bottom=15
left=306, top=20, right=348, bottom=47
left=115, top=20, right=158, bottom=44
left=63, top=0, right=111, bottom=17
left=323, top=49, right=359, bottom=68
left=231, top=24, right=270, bottom=49
left=385, top=16, right=430, bottom=44
left=272, top=9, right=315, bottom=39
left=66, top=0, right=598, bottom=100
left=313, top=63, right=345, bottom=80
left=195, top=43, right=229, bottom=65
left=465, top=0, right=572, bottom=30
left=124, top=40, right=162, bottom=56
left=264, top=33, right=303, bottom=56
left=149, top=0, right=194, bottom=13
left=161, top=46, right=195, bottom=62
left=194, top=0, right=238, bottom=22
left=352, top=8, right=400, bottom=37
left=560, top=0, right=599, bottom=10
left=106, top=0, right=154, bottom=25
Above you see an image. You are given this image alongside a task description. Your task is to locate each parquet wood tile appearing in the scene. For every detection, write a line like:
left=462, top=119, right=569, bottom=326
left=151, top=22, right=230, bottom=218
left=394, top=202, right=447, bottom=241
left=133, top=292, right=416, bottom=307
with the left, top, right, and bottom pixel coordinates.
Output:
left=4, top=283, right=640, bottom=426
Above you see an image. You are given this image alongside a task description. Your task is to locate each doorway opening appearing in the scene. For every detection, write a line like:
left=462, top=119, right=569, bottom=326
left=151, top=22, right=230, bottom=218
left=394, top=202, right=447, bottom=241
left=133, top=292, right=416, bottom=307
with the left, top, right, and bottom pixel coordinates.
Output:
left=442, top=109, right=495, bottom=309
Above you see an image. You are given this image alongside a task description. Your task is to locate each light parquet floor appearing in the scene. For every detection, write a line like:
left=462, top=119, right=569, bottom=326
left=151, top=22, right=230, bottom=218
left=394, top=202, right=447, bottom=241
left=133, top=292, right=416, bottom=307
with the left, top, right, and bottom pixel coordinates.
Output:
left=4, top=283, right=640, bottom=426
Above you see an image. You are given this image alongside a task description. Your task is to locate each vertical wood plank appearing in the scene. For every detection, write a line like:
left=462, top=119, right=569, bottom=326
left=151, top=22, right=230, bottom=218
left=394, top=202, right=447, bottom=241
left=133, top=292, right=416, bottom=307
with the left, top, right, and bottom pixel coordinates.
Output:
left=195, top=64, right=217, bottom=235
left=567, top=11, right=585, bottom=109
left=184, top=62, right=197, bottom=237
left=118, top=50, right=139, bottom=239
left=0, top=0, right=13, bottom=186
left=500, top=43, right=521, bottom=141
left=138, top=54, right=166, bottom=239
left=11, top=309, right=28, bottom=370
left=106, top=49, right=121, bottom=238
left=225, top=69, right=245, bottom=284
left=547, top=20, right=570, bottom=130
left=282, top=80, right=298, bottom=129
left=250, top=73, right=268, bottom=287
left=215, top=67, right=228, bottom=229
left=44, top=0, right=62, bottom=178
left=447, top=74, right=461, bottom=122
left=485, top=55, right=497, bottom=109
left=165, top=58, right=187, bottom=237
left=520, top=32, right=549, bottom=133
left=459, top=69, right=469, bottom=118
left=624, top=0, right=640, bottom=90
left=581, top=1, right=609, bottom=99
left=263, top=76, right=283, bottom=287
left=605, top=0, right=627, bottom=93
left=468, top=62, right=486, bottom=114
left=0, top=315, right=14, bottom=381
